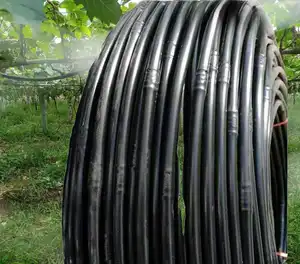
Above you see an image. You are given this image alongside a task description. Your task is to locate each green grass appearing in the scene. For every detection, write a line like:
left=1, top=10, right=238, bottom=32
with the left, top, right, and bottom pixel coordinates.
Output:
left=0, top=102, right=73, bottom=199
left=288, top=95, right=300, bottom=154
left=288, top=152, right=300, bottom=263
left=0, top=96, right=300, bottom=263
left=0, top=101, right=71, bottom=263
left=0, top=201, right=63, bottom=264
left=287, top=95, right=300, bottom=263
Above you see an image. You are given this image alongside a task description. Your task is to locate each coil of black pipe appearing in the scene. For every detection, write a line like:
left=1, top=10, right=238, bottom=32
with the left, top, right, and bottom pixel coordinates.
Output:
left=62, top=1, right=288, bottom=263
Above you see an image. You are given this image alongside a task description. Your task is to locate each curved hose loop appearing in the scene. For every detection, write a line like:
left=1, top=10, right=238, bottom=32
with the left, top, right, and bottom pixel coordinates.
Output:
left=226, top=3, right=254, bottom=263
left=183, top=0, right=213, bottom=217
left=132, top=3, right=181, bottom=264
left=109, top=3, right=160, bottom=264
left=253, top=9, right=271, bottom=264
left=239, top=9, right=263, bottom=263
left=88, top=8, right=146, bottom=264
left=165, top=3, right=211, bottom=264
left=62, top=8, right=137, bottom=263
left=217, top=4, right=241, bottom=264
left=63, top=1, right=288, bottom=264
left=271, top=79, right=288, bottom=263
left=122, top=4, right=167, bottom=264
left=149, top=2, right=193, bottom=264
left=186, top=3, right=231, bottom=264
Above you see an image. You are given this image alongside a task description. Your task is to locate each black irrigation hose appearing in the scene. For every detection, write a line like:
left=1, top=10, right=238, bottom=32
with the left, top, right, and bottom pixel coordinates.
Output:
left=62, top=1, right=288, bottom=263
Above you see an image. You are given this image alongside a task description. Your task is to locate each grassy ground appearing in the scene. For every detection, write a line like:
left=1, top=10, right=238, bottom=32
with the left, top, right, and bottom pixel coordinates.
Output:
left=287, top=96, right=300, bottom=263
left=0, top=102, right=72, bottom=263
left=0, top=202, right=63, bottom=264
left=0, top=97, right=300, bottom=263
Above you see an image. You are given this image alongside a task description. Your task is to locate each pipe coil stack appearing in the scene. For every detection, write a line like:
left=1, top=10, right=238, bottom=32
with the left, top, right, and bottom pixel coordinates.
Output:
left=62, top=1, right=288, bottom=263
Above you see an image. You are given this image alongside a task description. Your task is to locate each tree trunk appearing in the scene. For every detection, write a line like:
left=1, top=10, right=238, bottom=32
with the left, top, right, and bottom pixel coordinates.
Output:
left=68, top=98, right=73, bottom=123
left=38, top=91, right=48, bottom=134
left=52, top=97, right=59, bottom=113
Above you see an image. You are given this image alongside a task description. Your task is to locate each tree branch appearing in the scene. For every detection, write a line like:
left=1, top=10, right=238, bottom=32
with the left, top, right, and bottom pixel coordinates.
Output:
left=19, top=25, right=25, bottom=59
left=46, top=0, right=56, bottom=10
left=281, top=48, right=300, bottom=55
left=60, top=29, right=67, bottom=59
left=289, top=78, right=300, bottom=83
left=50, top=64, right=65, bottom=75
left=0, top=40, right=19, bottom=50
left=0, top=69, right=88, bottom=82
left=280, top=28, right=288, bottom=54
left=2, top=56, right=96, bottom=69
left=281, top=41, right=293, bottom=51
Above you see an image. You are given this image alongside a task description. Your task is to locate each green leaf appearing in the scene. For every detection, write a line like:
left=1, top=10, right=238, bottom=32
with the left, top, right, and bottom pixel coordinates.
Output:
left=0, top=0, right=45, bottom=25
left=30, top=47, right=37, bottom=54
left=37, top=41, right=50, bottom=54
left=75, top=30, right=82, bottom=39
left=22, top=25, right=32, bottom=38
left=40, top=21, right=60, bottom=37
left=121, top=2, right=136, bottom=14
left=74, top=0, right=122, bottom=24
left=67, top=17, right=78, bottom=27
left=0, top=9, right=13, bottom=21
left=35, top=32, right=53, bottom=42
left=60, top=0, right=79, bottom=11
left=8, top=30, right=19, bottom=39
left=80, top=25, right=91, bottom=37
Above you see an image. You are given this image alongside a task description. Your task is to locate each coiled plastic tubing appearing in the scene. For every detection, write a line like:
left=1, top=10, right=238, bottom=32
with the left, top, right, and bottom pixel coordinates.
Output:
left=62, top=1, right=288, bottom=263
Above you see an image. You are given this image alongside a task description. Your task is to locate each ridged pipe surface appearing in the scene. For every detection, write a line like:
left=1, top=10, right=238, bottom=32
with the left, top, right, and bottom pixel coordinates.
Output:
left=63, top=1, right=288, bottom=263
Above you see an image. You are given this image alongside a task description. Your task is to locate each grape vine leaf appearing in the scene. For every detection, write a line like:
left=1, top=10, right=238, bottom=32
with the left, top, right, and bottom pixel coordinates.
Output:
left=74, top=0, right=122, bottom=24
left=0, top=0, right=45, bottom=25
left=121, top=2, right=136, bottom=14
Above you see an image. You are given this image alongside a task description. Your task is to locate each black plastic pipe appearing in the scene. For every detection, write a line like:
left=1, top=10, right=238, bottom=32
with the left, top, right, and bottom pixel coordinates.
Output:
left=63, top=1, right=288, bottom=264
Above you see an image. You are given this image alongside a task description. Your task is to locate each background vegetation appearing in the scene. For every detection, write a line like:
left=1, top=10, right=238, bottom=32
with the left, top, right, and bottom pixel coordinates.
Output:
left=0, top=0, right=300, bottom=263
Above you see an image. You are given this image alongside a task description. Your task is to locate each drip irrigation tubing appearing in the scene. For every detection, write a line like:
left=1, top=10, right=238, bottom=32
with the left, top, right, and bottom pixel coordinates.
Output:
left=62, top=1, right=288, bottom=263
